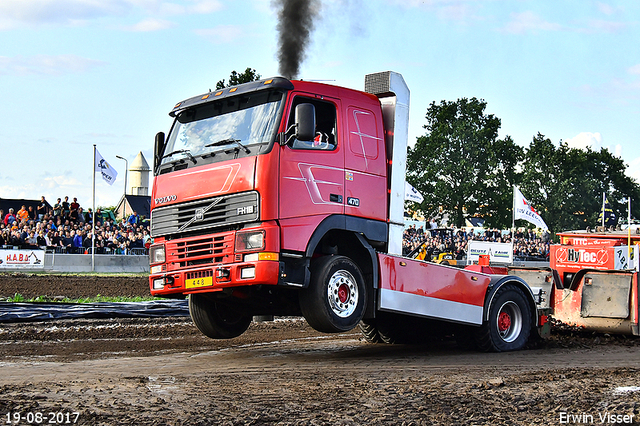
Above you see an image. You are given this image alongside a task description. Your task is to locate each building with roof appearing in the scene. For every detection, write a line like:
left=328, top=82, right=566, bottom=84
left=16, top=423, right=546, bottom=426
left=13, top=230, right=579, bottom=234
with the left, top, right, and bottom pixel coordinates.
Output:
left=114, top=151, right=151, bottom=220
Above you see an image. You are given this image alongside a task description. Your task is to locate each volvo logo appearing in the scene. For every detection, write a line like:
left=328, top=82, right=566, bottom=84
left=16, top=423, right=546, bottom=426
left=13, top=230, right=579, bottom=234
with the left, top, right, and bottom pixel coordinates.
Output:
left=155, top=195, right=177, bottom=205
left=177, top=197, right=224, bottom=232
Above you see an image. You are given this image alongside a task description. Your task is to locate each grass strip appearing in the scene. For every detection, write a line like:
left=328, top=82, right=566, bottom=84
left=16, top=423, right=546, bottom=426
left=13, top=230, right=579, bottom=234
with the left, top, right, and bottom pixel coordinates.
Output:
left=2, top=293, right=165, bottom=303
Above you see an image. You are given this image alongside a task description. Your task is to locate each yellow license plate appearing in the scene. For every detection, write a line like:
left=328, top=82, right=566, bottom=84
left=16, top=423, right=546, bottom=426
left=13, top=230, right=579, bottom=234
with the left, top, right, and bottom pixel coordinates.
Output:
left=185, top=276, right=213, bottom=289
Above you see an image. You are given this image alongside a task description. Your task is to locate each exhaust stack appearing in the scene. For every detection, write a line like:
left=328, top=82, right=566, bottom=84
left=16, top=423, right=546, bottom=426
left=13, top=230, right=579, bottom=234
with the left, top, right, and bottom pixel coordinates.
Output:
left=365, top=71, right=410, bottom=255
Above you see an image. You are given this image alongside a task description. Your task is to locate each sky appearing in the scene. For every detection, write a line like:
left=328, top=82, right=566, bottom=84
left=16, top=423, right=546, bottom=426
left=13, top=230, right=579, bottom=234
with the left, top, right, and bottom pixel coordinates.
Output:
left=1, top=0, right=639, bottom=211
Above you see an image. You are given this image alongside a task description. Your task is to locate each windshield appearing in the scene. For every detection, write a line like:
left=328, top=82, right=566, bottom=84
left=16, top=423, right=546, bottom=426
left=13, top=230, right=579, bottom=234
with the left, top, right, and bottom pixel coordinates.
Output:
left=161, top=90, right=284, bottom=167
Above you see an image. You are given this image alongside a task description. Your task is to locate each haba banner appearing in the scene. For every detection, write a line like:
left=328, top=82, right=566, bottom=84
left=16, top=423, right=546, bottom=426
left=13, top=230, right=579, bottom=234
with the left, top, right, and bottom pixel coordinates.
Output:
left=0, top=249, right=45, bottom=269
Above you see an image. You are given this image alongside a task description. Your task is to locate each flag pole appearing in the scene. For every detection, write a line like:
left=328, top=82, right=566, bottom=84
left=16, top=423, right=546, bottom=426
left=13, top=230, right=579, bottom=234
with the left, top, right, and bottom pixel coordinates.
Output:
left=92, top=144, right=96, bottom=272
left=512, top=185, right=516, bottom=236
left=602, top=192, right=605, bottom=229
left=628, top=197, right=632, bottom=257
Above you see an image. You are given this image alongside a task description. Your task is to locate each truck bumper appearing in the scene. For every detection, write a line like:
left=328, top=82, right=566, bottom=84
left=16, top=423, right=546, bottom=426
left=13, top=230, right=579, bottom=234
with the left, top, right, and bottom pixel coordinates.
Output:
left=150, top=260, right=282, bottom=297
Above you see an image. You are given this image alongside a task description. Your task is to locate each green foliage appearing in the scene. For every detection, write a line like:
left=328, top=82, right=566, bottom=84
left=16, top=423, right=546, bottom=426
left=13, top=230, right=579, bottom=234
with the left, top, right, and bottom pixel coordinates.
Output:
left=2, top=294, right=162, bottom=303
left=520, top=133, right=640, bottom=232
left=9, top=293, right=25, bottom=302
left=215, top=68, right=261, bottom=89
left=407, top=97, right=523, bottom=229
left=407, top=98, right=640, bottom=234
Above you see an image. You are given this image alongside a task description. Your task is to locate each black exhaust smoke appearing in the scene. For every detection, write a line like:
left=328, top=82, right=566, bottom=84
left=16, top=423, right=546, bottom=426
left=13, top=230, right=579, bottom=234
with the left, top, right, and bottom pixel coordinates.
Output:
left=274, top=0, right=320, bottom=79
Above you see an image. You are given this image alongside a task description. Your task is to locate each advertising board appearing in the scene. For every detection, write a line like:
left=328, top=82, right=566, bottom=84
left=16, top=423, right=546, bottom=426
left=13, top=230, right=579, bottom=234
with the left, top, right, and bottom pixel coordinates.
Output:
left=550, top=244, right=638, bottom=271
left=466, top=241, right=513, bottom=265
left=0, top=249, right=45, bottom=269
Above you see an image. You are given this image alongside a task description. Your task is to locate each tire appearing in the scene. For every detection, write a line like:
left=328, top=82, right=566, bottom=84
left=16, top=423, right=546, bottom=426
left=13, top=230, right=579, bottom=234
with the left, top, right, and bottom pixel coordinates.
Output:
left=189, top=293, right=252, bottom=339
left=475, top=284, right=532, bottom=352
left=358, top=313, right=410, bottom=344
left=359, top=319, right=382, bottom=343
left=299, top=255, right=367, bottom=333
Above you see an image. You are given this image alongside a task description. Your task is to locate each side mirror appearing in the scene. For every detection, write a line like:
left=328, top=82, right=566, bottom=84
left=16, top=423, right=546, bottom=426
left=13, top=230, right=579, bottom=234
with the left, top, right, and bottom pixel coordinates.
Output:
left=154, top=132, right=165, bottom=172
left=295, top=103, right=316, bottom=141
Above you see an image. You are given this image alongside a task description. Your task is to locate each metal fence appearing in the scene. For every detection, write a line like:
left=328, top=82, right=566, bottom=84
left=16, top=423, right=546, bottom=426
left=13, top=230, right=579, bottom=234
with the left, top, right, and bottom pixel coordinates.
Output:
left=47, top=247, right=148, bottom=256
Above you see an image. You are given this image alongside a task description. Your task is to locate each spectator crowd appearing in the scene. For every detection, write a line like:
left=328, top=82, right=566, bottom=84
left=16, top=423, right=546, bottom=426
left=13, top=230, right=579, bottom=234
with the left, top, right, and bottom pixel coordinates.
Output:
left=1, top=196, right=151, bottom=254
left=2, top=196, right=550, bottom=261
left=402, top=221, right=550, bottom=262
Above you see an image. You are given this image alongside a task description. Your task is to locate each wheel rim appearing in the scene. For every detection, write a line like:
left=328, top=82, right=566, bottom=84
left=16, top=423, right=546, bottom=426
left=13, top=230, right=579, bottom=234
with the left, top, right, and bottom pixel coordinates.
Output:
left=495, top=301, right=522, bottom=343
left=327, top=269, right=358, bottom=318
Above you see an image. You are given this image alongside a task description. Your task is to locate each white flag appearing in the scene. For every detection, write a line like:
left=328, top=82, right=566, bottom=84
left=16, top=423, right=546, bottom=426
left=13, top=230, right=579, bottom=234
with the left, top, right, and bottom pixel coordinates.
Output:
left=514, top=186, right=548, bottom=231
left=405, top=181, right=424, bottom=203
left=95, top=149, right=118, bottom=186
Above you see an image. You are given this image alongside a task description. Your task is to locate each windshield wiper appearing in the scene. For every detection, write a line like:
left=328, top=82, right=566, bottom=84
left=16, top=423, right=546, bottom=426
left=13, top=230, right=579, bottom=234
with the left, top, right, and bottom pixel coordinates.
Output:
left=205, top=138, right=250, bottom=154
left=161, top=149, right=197, bottom=165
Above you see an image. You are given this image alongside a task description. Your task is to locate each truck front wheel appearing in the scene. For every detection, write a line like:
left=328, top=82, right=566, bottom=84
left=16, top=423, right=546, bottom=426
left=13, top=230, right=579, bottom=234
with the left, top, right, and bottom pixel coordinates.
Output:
left=189, top=293, right=252, bottom=339
left=300, top=255, right=367, bottom=333
left=475, top=284, right=531, bottom=352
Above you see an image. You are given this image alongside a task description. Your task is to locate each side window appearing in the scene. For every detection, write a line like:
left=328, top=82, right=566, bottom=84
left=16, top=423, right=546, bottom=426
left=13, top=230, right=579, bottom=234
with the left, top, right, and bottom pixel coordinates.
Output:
left=287, top=97, right=337, bottom=151
left=347, top=107, right=380, bottom=160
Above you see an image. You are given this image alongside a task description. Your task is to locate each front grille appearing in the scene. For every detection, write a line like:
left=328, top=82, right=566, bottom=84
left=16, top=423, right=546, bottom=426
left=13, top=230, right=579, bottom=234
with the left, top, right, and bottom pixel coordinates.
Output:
left=167, top=234, right=234, bottom=268
left=151, top=191, right=259, bottom=237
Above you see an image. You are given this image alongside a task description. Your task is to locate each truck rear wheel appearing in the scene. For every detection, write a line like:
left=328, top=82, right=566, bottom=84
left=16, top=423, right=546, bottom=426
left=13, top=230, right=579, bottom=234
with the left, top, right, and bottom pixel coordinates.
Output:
left=475, top=284, right=531, bottom=352
left=189, top=293, right=252, bottom=339
left=300, top=255, right=367, bottom=333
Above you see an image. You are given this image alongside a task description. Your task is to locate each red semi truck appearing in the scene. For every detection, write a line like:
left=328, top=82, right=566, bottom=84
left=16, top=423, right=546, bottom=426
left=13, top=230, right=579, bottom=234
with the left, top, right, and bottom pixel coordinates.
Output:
left=148, top=71, right=546, bottom=351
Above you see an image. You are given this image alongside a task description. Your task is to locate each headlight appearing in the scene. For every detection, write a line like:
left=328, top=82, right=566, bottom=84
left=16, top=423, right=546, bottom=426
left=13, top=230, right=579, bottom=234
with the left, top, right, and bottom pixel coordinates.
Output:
left=235, top=230, right=265, bottom=252
left=149, top=244, right=166, bottom=264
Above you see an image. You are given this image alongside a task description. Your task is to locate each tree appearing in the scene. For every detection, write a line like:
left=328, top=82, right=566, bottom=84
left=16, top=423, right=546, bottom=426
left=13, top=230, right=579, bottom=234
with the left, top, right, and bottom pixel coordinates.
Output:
left=519, top=133, right=581, bottom=233
left=519, top=134, right=640, bottom=233
left=215, top=68, right=261, bottom=89
left=406, top=97, right=521, bottom=228
left=478, top=135, right=524, bottom=228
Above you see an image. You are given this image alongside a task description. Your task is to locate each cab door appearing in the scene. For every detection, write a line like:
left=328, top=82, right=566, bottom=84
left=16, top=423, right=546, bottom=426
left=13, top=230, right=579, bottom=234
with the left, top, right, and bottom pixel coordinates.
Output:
left=279, top=95, right=344, bottom=221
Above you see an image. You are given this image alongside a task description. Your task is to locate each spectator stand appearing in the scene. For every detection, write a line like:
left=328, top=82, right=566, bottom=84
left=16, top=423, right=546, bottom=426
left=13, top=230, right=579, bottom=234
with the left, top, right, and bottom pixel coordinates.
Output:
left=1, top=195, right=151, bottom=273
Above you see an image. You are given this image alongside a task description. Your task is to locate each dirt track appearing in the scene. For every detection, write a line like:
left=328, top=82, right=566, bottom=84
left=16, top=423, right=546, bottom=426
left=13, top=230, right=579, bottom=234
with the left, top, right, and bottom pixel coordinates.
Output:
left=1, top=274, right=640, bottom=425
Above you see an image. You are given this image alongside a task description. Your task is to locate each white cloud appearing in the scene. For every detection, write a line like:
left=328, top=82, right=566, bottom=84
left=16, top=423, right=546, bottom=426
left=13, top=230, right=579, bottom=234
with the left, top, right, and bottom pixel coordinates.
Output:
left=0, top=54, right=106, bottom=76
left=502, top=11, right=562, bottom=34
left=0, top=0, right=131, bottom=29
left=0, top=0, right=223, bottom=30
left=195, top=25, right=243, bottom=44
left=629, top=64, right=640, bottom=76
left=584, top=19, right=627, bottom=33
left=565, top=131, right=603, bottom=150
left=187, top=0, right=223, bottom=14
left=124, top=17, right=174, bottom=31
left=565, top=132, right=623, bottom=158
left=389, top=0, right=481, bottom=23
left=596, top=2, right=622, bottom=16
left=628, top=157, right=640, bottom=184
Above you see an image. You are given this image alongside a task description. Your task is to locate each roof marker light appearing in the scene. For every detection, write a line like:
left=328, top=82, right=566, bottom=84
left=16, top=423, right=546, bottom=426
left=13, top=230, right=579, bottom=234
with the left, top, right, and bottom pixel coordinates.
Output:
left=201, top=94, right=210, bottom=100
left=229, top=87, right=237, bottom=92
left=264, top=79, right=273, bottom=84
left=215, top=91, right=223, bottom=96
